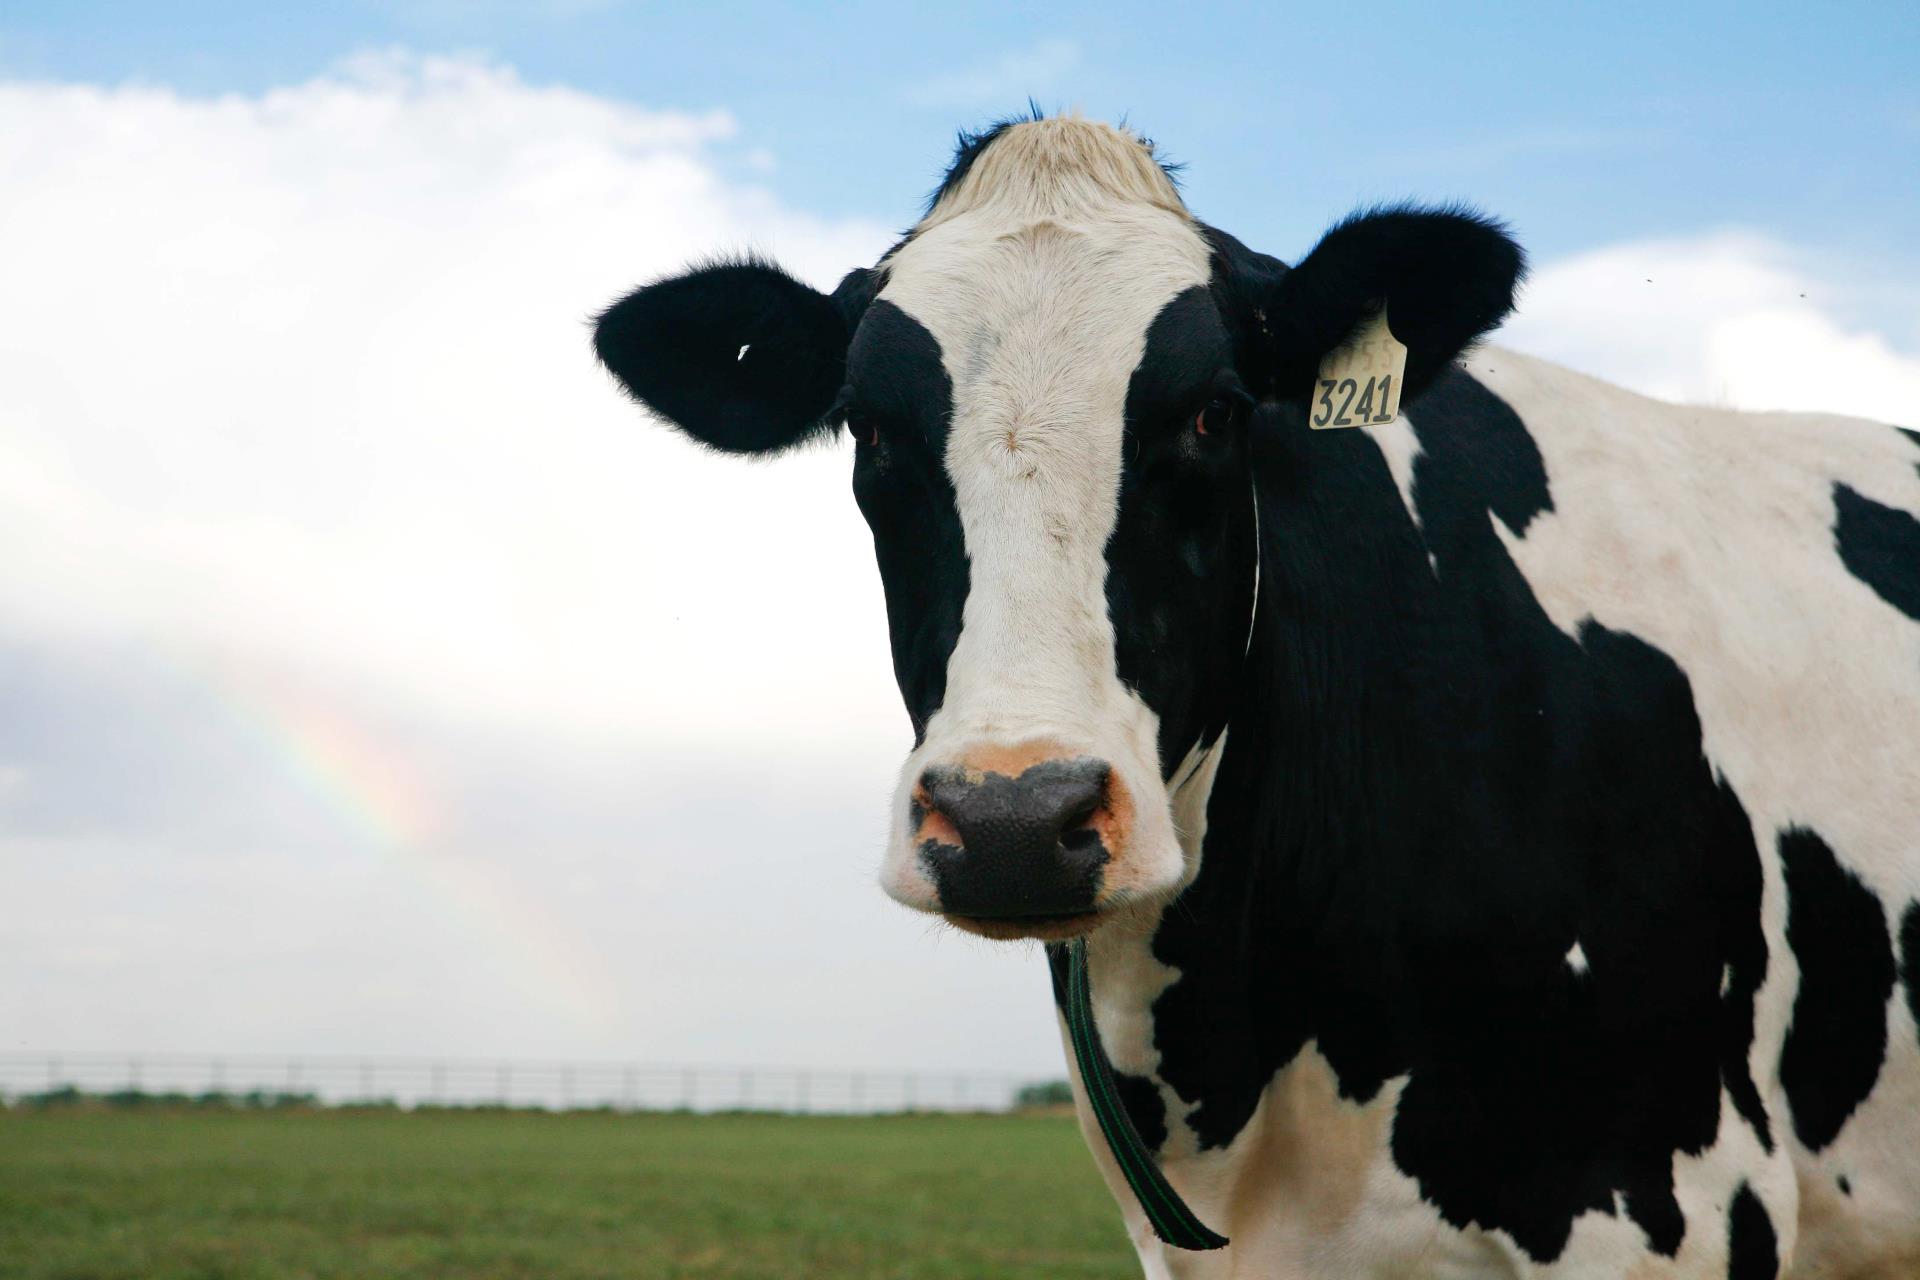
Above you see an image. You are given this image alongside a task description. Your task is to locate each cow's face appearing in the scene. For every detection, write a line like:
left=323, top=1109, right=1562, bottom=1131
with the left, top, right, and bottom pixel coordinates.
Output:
left=596, top=119, right=1521, bottom=941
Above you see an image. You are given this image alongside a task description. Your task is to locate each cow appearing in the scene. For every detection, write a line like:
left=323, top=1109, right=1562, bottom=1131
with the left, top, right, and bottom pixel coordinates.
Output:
left=592, top=114, right=1920, bottom=1278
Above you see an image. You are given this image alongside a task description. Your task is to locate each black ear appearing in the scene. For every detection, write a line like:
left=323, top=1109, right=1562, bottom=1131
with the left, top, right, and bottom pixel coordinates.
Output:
left=1223, top=206, right=1524, bottom=405
left=593, top=258, right=876, bottom=455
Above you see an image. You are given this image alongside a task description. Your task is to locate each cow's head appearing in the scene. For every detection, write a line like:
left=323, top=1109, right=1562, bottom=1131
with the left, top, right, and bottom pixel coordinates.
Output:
left=595, top=117, right=1521, bottom=941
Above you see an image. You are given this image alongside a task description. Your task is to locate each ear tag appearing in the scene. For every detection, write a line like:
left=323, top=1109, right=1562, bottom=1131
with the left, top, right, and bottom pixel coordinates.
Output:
left=1311, top=306, right=1407, bottom=430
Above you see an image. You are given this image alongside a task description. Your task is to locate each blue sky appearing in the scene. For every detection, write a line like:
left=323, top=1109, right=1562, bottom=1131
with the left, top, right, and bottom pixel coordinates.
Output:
left=0, top=3, right=1915, bottom=1071
left=5, top=1, right=1917, bottom=270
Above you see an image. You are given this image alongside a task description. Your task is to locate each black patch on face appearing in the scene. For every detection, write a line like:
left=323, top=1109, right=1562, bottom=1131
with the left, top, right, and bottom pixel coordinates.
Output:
left=1838, top=1173, right=1853, bottom=1196
left=1902, top=903, right=1920, bottom=1052
left=1833, top=482, right=1920, bottom=623
left=1726, top=1183, right=1779, bottom=1280
left=1131, top=371, right=1773, bottom=1263
left=847, top=301, right=966, bottom=740
left=1107, top=285, right=1257, bottom=775
left=1779, top=826, right=1896, bottom=1151
left=1046, top=946, right=1168, bottom=1149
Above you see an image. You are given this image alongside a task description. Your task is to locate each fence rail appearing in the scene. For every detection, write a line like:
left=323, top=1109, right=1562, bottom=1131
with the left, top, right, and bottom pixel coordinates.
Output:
left=0, top=1052, right=1053, bottom=1115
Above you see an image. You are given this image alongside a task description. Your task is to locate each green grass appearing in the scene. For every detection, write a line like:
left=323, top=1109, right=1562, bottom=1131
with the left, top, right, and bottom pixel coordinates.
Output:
left=0, top=1108, right=1138, bottom=1279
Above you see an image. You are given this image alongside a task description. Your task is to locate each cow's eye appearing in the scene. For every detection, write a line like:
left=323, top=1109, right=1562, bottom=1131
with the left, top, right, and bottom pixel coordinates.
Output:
left=1193, top=394, right=1244, bottom=438
left=846, top=412, right=879, bottom=449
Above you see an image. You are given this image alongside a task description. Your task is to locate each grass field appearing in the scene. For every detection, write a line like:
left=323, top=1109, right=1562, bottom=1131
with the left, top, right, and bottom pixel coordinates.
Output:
left=0, top=1108, right=1138, bottom=1279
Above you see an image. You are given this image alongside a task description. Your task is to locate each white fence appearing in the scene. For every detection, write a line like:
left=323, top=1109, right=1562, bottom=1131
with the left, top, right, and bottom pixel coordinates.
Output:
left=0, top=1052, right=1052, bottom=1115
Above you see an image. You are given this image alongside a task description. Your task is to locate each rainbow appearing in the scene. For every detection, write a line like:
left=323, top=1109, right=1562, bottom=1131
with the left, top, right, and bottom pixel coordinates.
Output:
left=212, top=657, right=622, bottom=1028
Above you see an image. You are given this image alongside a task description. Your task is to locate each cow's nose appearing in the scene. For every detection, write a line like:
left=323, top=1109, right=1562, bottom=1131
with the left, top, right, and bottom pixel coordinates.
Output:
left=913, top=756, right=1114, bottom=919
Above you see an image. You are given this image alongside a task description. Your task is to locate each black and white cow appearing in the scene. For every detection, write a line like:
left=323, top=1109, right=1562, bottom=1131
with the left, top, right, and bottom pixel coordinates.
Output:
left=594, top=116, right=1920, bottom=1278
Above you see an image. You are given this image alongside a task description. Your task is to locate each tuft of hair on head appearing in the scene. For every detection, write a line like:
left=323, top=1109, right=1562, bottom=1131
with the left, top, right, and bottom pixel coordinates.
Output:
left=920, top=109, right=1187, bottom=228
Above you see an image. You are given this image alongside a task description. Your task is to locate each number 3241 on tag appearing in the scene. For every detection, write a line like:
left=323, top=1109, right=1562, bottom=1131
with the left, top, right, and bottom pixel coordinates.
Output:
left=1311, top=307, right=1407, bottom=430
left=1312, top=374, right=1397, bottom=429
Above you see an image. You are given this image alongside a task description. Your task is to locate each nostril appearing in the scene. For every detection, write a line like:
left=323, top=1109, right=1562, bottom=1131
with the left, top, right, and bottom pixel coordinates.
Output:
left=1060, top=795, right=1101, bottom=835
left=1060, top=826, right=1103, bottom=855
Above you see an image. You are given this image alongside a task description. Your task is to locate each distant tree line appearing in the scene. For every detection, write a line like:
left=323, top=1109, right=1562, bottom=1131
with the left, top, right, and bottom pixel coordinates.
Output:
left=1014, top=1080, right=1074, bottom=1108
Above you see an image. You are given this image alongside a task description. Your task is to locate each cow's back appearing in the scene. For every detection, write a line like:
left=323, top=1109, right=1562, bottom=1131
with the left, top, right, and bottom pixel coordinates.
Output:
left=1463, top=348, right=1920, bottom=1276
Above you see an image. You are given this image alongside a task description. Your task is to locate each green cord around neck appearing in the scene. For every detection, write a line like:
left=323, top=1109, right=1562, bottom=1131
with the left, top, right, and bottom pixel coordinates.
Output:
left=1065, top=938, right=1229, bottom=1252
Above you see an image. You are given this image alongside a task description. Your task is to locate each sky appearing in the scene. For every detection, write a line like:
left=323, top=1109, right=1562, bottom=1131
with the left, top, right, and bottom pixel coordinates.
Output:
left=0, top=3, right=1916, bottom=1078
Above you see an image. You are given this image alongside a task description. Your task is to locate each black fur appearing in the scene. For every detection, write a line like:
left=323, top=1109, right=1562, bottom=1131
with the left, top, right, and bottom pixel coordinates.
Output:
left=1210, top=206, right=1524, bottom=409
left=1727, top=1183, right=1780, bottom=1280
left=844, top=301, right=965, bottom=741
left=1109, top=285, right=1257, bottom=776
left=1138, top=373, right=1772, bottom=1262
left=1903, top=902, right=1920, bottom=1052
left=1833, top=481, right=1920, bottom=622
left=1779, top=827, right=1896, bottom=1151
left=593, top=259, right=873, bottom=455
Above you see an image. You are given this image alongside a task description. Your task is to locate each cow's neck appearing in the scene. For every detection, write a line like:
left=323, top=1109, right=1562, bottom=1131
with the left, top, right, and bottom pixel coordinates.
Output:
left=1079, top=397, right=1464, bottom=1159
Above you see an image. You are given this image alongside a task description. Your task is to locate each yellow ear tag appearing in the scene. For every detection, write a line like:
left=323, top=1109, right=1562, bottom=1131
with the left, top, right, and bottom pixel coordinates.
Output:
left=1311, top=307, right=1407, bottom=430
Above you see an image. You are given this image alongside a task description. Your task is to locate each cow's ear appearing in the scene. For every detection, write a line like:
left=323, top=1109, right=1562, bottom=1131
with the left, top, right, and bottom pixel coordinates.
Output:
left=1224, top=207, right=1523, bottom=406
left=594, top=259, right=876, bottom=455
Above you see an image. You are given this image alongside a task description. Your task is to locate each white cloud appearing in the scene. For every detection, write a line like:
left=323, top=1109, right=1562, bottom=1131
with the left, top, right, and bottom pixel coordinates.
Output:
left=905, top=38, right=1080, bottom=109
left=0, top=52, right=1064, bottom=1073
left=0, top=49, right=900, bottom=754
left=1502, top=231, right=1920, bottom=425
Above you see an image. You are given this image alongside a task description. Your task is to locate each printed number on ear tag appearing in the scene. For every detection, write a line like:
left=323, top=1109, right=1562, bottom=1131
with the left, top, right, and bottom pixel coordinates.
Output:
left=1312, top=307, right=1407, bottom=430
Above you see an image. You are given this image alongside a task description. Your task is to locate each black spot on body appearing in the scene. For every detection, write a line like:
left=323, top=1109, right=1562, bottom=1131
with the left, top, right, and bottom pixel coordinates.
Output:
left=1137, top=371, right=1772, bottom=1262
left=1112, top=1071, right=1169, bottom=1153
left=1727, top=1182, right=1779, bottom=1280
left=1779, top=827, right=1895, bottom=1151
left=1838, top=1173, right=1852, bottom=1196
left=1902, top=903, right=1920, bottom=1049
left=1833, top=482, right=1920, bottom=622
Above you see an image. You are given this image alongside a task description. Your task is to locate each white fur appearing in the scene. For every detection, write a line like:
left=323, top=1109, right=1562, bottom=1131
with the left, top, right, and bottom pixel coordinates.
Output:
left=873, top=120, right=1216, bottom=916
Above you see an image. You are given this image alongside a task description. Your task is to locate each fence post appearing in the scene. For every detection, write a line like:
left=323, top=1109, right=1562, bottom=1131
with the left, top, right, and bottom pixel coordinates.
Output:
left=129, top=1056, right=141, bottom=1092
left=905, top=1072, right=915, bottom=1113
left=430, top=1062, right=445, bottom=1104
left=851, top=1072, right=863, bottom=1113
left=622, top=1067, right=636, bottom=1112
left=683, top=1067, right=696, bottom=1111
left=561, top=1067, right=573, bottom=1111
left=797, top=1071, right=809, bottom=1115
left=497, top=1063, right=511, bottom=1105
left=361, top=1062, right=373, bottom=1101
left=48, top=1055, right=59, bottom=1090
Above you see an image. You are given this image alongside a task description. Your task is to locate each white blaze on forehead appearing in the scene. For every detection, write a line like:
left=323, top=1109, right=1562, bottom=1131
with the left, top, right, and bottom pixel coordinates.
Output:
left=878, top=125, right=1211, bottom=742
left=883, top=213, right=1211, bottom=738
left=873, top=119, right=1216, bottom=907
